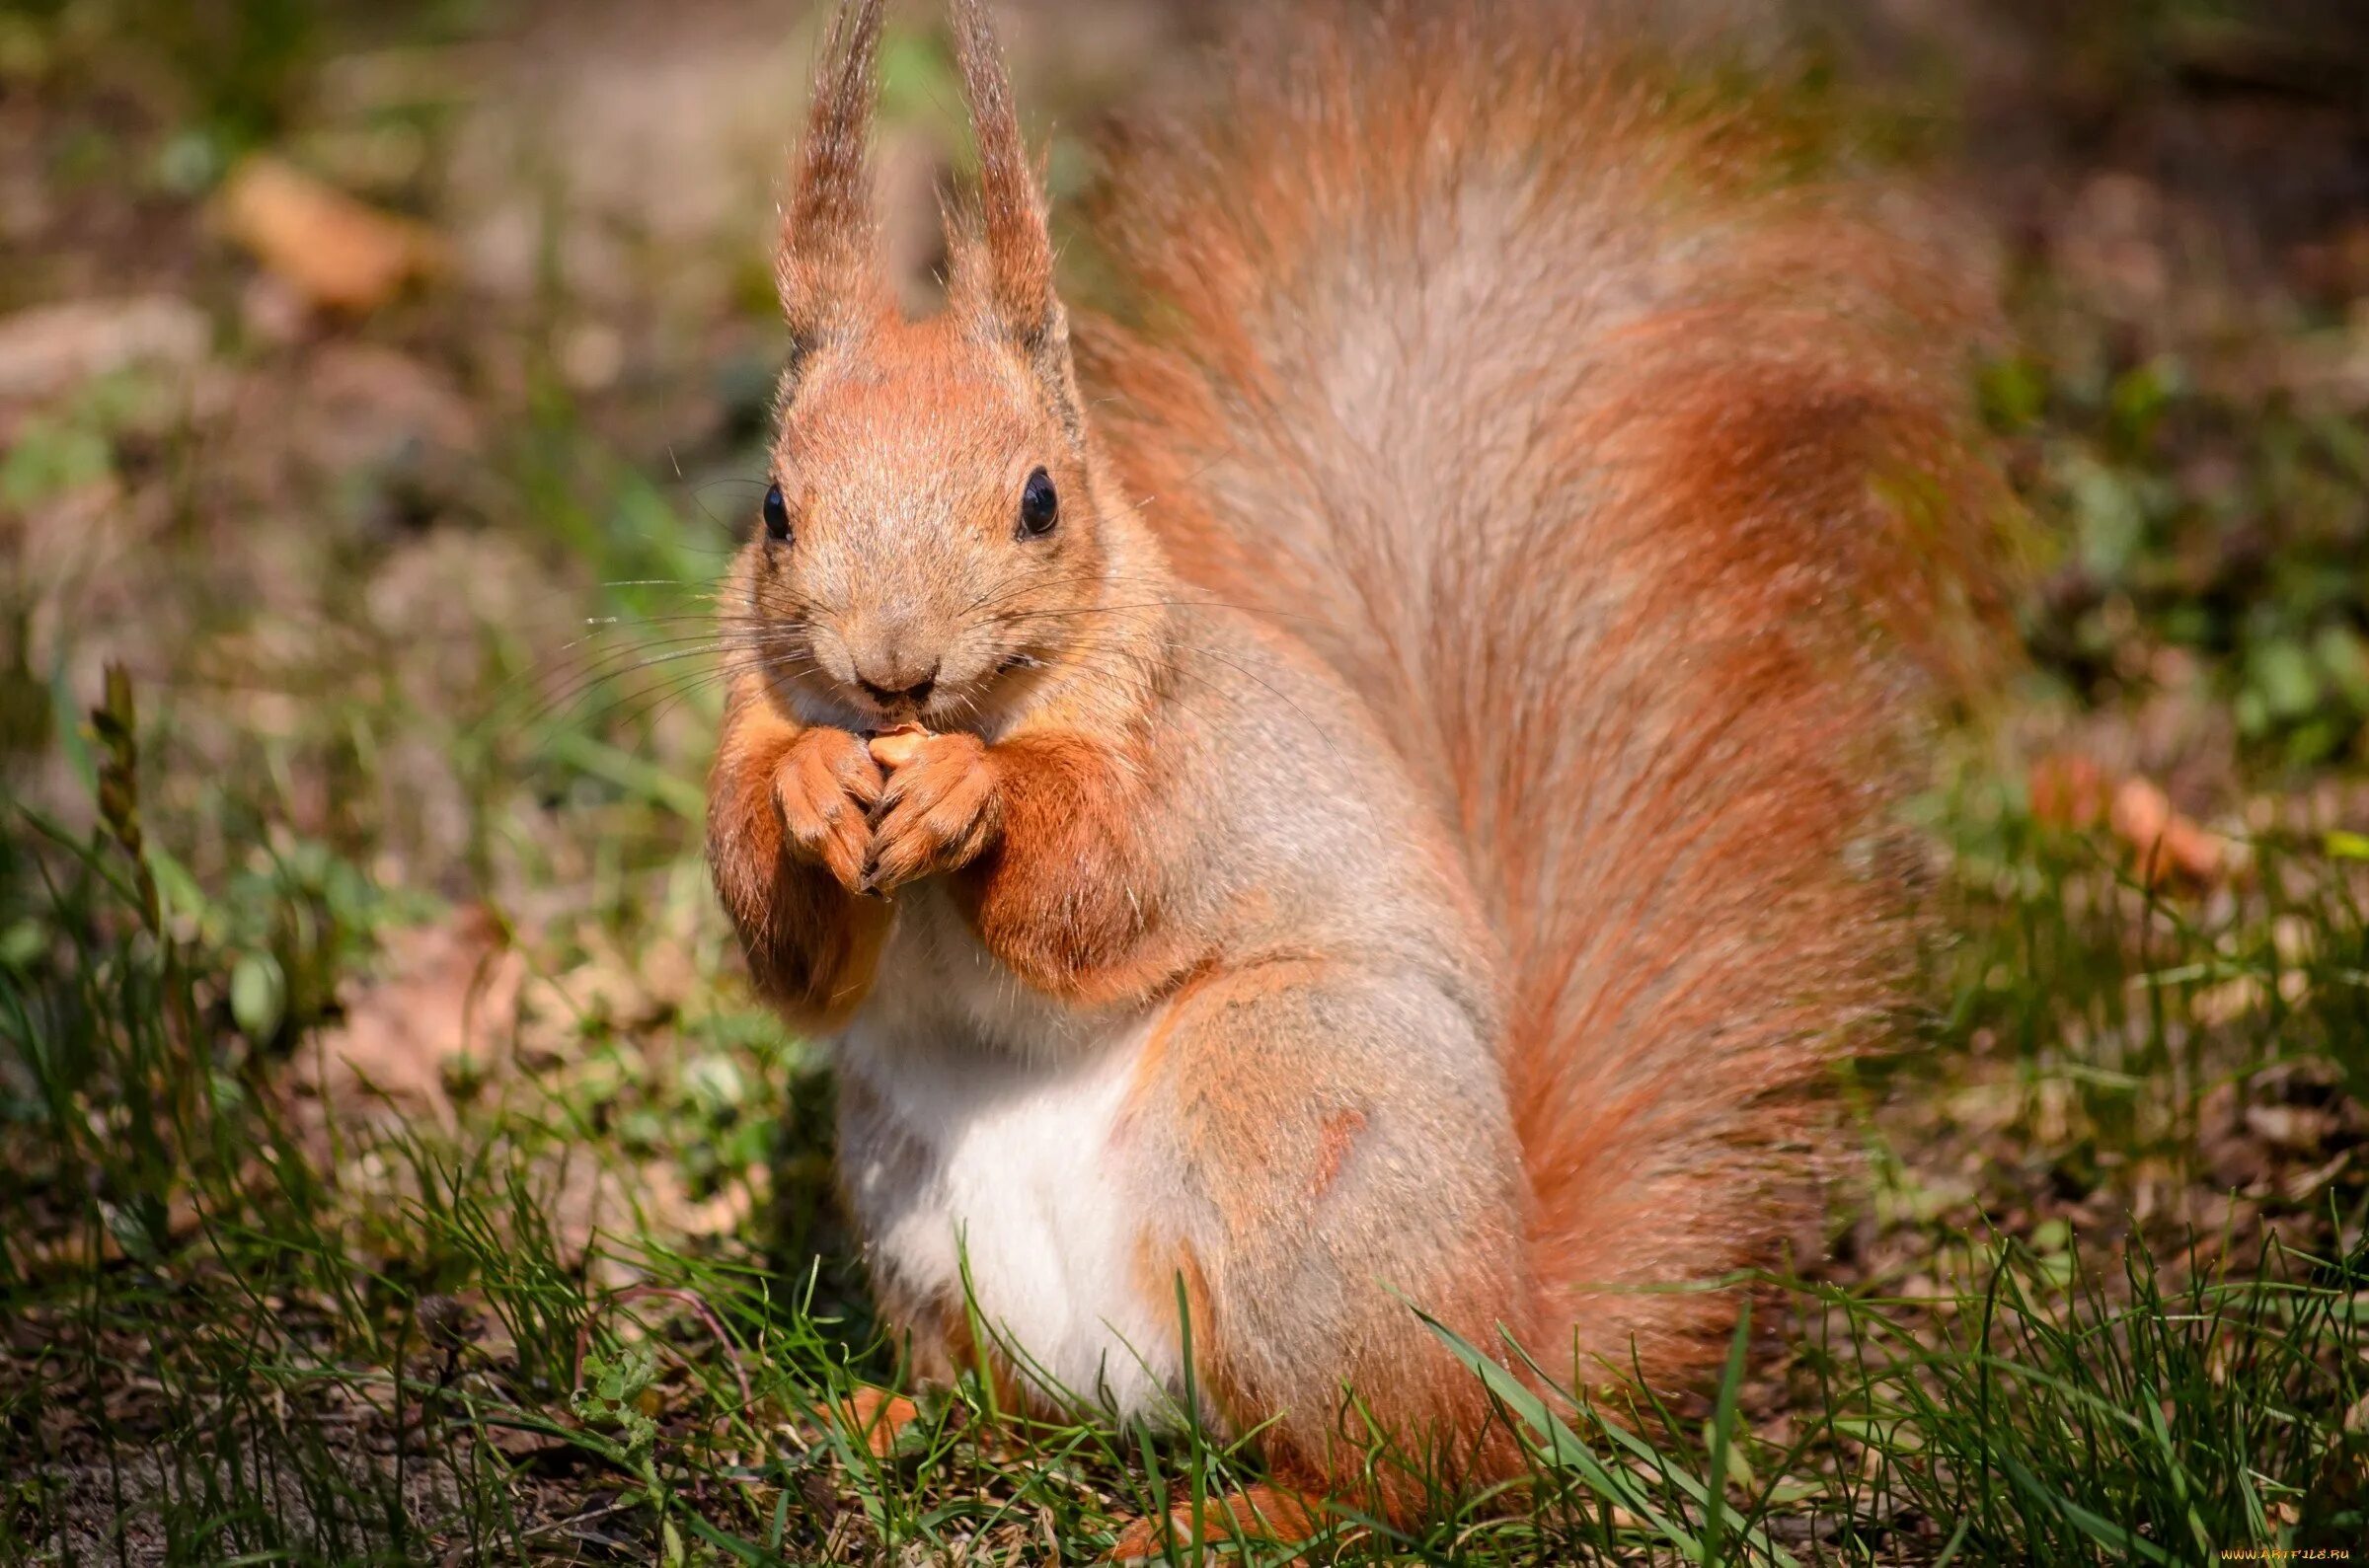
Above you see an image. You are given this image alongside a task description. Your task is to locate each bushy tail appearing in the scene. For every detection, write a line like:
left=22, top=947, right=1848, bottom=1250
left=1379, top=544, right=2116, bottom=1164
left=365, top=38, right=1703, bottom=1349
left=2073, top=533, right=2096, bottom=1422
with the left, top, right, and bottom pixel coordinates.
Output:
left=1080, top=3, right=2002, bottom=1387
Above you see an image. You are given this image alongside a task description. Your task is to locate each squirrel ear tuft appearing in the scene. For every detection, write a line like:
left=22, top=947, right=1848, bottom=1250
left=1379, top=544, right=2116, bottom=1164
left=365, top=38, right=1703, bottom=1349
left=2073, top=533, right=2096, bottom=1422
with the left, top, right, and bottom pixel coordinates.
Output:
left=950, top=0, right=1082, bottom=433
left=949, top=0, right=1063, bottom=350
left=778, top=0, right=891, bottom=359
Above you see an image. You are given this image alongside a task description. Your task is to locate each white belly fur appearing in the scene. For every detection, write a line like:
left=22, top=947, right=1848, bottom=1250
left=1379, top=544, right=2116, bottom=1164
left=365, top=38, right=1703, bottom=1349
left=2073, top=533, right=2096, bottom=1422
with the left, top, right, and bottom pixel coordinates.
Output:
left=836, top=885, right=1183, bottom=1422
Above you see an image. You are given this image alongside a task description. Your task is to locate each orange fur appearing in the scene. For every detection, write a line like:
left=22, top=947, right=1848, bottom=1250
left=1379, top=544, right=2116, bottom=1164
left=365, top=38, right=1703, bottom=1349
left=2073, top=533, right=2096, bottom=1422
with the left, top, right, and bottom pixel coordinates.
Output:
left=1310, top=1108, right=1366, bottom=1201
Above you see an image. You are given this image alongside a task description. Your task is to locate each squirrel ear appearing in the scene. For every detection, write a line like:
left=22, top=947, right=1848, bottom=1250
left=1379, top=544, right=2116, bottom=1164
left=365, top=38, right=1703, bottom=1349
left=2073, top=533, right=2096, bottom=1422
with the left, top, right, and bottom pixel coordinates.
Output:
left=778, top=0, right=891, bottom=361
left=949, top=0, right=1071, bottom=388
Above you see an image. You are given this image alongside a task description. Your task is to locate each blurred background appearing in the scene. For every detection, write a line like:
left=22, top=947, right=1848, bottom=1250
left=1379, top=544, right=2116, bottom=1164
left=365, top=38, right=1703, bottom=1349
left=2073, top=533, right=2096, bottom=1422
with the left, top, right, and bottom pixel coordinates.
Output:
left=4, top=0, right=2369, bottom=1561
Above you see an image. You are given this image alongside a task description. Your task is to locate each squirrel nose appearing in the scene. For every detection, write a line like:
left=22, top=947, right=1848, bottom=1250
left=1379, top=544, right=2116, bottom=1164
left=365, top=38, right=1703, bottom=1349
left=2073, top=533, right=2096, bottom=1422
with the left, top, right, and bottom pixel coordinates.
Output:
left=854, top=653, right=940, bottom=709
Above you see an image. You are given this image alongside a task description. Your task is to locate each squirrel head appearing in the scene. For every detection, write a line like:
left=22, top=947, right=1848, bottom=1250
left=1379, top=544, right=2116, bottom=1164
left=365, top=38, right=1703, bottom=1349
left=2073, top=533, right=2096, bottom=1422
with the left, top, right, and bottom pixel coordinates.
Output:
left=740, top=0, right=1126, bottom=735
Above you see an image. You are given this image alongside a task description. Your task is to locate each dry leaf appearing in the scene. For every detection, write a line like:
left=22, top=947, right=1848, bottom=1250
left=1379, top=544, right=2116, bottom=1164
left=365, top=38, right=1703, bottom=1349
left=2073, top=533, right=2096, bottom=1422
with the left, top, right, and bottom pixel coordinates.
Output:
left=311, top=904, right=521, bottom=1118
left=217, top=155, right=444, bottom=315
left=837, top=1387, right=919, bottom=1458
left=2108, top=776, right=2224, bottom=885
left=0, top=296, right=208, bottom=402
left=637, top=1159, right=762, bottom=1240
left=2032, top=754, right=2230, bottom=886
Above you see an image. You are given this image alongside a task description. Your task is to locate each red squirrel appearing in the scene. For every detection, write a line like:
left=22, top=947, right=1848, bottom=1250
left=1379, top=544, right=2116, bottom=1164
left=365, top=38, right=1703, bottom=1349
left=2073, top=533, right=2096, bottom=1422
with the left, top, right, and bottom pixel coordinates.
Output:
left=706, top=0, right=1998, bottom=1538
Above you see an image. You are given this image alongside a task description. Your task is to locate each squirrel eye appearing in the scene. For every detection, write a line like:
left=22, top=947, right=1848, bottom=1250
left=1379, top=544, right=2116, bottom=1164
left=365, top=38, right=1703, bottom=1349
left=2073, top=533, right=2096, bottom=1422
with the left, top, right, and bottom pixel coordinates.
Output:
left=762, top=484, right=792, bottom=543
left=1017, top=467, right=1058, bottom=538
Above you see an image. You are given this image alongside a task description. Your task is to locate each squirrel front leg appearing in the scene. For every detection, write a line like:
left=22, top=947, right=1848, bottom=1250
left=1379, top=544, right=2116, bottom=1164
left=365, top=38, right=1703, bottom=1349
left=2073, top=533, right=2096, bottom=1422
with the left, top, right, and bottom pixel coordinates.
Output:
left=867, top=729, right=1197, bottom=1005
left=707, top=683, right=891, bottom=1030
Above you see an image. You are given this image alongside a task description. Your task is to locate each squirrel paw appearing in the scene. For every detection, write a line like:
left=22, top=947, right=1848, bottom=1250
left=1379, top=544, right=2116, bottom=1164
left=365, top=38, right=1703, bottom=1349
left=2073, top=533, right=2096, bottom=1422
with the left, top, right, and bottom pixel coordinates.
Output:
left=864, top=730, right=1001, bottom=893
left=773, top=727, right=883, bottom=895
left=1107, top=1485, right=1322, bottom=1563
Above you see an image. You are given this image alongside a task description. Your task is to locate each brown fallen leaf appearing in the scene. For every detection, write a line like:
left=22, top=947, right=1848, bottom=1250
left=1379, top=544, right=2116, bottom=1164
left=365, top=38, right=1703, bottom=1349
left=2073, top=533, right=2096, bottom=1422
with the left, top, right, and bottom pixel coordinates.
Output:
left=0, top=296, right=208, bottom=403
left=868, top=723, right=928, bottom=770
left=2031, top=753, right=2230, bottom=887
left=2108, top=776, right=2225, bottom=886
left=837, top=1386, right=919, bottom=1458
left=637, top=1158, right=762, bottom=1240
left=216, top=155, right=445, bottom=315
left=309, top=904, right=520, bottom=1119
